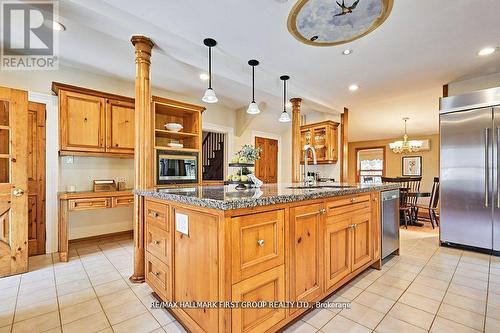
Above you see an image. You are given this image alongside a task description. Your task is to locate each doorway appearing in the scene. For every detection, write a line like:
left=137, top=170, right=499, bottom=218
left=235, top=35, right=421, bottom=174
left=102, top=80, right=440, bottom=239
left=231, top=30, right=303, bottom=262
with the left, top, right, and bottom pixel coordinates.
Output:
left=202, top=131, right=226, bottom=181
left=255, top=136, right=278, bottom=183
left=27, top=102, right=46, bottom=256
left=356, top=147, right=385, bottom=183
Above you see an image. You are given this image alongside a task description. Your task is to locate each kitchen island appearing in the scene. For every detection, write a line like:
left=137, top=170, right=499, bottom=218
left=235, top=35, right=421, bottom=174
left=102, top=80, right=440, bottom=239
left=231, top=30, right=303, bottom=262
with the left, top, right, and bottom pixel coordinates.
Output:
left=136, top=183, right=398, bottom=333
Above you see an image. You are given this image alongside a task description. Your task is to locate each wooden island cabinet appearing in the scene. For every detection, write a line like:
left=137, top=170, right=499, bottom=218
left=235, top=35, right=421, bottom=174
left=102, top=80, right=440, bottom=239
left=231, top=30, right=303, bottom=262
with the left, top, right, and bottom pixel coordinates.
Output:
left=137, top=184, right=396, bottom=333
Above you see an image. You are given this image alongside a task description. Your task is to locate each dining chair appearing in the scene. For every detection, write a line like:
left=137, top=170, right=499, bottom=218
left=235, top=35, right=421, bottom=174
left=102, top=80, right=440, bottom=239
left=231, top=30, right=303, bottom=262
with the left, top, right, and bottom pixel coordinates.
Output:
left=399, top=177, right=422, bottom=223
left=399, top=187, right=412, bottom=229
left=416, top=177, right=440, bottom=228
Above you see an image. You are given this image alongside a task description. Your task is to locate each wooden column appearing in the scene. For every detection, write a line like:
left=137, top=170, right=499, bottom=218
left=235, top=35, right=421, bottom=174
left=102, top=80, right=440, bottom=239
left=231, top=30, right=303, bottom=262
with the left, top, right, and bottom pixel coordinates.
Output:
left=130, top=35, right=154, bottom=283
left=340, top=107, right=349, bottom=183
left=291, top=98, right=302, bottom=183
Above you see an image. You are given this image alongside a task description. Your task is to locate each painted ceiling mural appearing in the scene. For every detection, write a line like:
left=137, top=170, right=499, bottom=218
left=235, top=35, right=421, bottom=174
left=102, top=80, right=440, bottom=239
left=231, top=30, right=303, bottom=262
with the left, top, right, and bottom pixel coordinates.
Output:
left=288, top=0, right=393, bottom=46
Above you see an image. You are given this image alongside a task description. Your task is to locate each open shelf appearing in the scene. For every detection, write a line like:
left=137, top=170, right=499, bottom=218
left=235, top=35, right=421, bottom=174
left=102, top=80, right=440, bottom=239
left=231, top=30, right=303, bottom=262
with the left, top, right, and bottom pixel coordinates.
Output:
left=154, top=146, right=199, bottom=153
left=155, top=129, right=198, bottom=138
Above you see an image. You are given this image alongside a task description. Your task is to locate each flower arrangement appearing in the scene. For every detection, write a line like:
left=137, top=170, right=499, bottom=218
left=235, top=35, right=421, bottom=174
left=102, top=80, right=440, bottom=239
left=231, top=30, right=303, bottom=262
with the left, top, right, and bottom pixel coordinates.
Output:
left=230, top=144, right=262, bottom=164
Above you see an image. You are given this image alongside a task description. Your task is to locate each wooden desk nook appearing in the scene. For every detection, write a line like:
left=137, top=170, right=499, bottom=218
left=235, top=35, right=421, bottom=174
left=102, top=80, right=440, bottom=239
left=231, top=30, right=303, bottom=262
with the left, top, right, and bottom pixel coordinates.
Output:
left=58, top=190, right=134, bottom=261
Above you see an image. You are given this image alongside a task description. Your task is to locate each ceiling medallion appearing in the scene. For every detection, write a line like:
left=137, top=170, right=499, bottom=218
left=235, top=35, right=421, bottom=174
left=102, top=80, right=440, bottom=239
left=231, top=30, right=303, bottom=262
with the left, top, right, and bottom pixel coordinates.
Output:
left=287, top=0, right=393, bottom=46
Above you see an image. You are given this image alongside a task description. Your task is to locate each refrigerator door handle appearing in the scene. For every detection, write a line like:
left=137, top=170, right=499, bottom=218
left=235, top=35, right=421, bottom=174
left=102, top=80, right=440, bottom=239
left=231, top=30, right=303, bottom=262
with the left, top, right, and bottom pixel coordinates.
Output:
left=485, top=128, right=490, bottom=208
left=497, top=127, right=500, bottom=208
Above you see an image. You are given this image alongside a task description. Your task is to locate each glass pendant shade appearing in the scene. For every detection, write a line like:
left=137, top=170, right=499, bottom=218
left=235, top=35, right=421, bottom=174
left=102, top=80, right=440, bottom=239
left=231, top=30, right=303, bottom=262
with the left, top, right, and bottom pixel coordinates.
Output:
left=247, top=102, right=261, bottom=114
left=279, top=111, right=291, bottom=122
left=202, top=88, right=218, bottom=103
left=389, top=119, right=423, bottom=153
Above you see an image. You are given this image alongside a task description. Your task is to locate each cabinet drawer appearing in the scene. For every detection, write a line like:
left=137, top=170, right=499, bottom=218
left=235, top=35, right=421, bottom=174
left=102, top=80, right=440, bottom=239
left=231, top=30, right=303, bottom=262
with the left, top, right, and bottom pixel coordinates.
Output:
left=146, top=224, right=170, bottom=265
left=326, top=194, right=371, bottom=217
left=145, top=252, right=171, bottom=301
left=232, top=265, right=286, bottom=333
left=145, top=199, right=169, bottom=231
left=68, top=198, right=110, bottom=211
left=113, top=195, right=134, bottom=207
left=231, top=209, right=285, bottom=283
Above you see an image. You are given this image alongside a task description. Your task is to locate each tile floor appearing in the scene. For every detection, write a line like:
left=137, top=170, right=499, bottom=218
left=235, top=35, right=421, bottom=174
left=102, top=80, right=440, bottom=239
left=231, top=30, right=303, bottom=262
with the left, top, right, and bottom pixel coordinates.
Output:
left=0, top=229, right=498, bottom=333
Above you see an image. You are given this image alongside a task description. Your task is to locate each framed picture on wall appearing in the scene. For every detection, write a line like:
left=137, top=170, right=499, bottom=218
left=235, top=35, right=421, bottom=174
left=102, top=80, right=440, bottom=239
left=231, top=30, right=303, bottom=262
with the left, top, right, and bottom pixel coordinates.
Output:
left=402, top=156, right=422, bottom=177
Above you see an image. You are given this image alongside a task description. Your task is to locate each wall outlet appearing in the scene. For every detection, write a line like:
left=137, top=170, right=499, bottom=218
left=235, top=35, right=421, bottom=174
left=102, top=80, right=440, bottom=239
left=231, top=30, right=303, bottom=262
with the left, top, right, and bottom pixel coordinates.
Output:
left=64, top=156, right=74, bottom=164
left=175, top=213, right=189, bottom=236
left=116, top=176, right=126, bottom=183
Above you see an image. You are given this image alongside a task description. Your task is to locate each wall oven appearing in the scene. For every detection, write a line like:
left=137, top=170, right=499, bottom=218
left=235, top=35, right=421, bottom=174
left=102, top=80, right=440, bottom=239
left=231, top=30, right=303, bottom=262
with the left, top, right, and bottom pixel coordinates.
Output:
left=156, top=150, right=198, bottom=185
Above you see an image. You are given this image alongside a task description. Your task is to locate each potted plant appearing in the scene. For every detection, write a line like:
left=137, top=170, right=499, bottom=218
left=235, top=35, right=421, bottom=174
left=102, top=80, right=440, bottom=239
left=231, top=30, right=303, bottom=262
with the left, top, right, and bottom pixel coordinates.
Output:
left=232, top=144, right=262, bottom=164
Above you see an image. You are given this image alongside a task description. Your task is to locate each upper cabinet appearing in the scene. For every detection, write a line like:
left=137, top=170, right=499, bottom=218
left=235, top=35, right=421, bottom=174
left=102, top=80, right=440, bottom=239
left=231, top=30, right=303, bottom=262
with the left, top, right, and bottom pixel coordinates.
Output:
left=53, top=82, right=135, bottom=158
left=300, top=120, right=339, bottom=164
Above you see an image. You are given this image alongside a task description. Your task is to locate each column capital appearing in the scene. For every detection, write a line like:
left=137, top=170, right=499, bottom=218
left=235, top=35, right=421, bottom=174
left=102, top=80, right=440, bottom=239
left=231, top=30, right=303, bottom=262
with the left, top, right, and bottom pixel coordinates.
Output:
left=290, top=98, right=302, bottom=109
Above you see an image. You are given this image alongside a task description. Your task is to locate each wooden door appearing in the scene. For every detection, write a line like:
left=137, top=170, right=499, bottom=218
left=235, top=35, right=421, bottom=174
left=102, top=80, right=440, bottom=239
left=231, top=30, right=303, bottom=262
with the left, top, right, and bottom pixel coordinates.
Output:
left=174, top=207, right=219, bottom=333
left=27, top=102, right=46, bottom=256
left=289, top=203, right=323, bottom=307
left=59, top=90, right=105, bottom=152
left=255, top=137, right=278, bottom=183
left=0, top=87, right=28, bottom=277
left=351, top=212, right=373, bottom=271
left=106, top=99, right=135, bottom=154
left=232, top=265, right=286, bottom=333
left=325, top=216, right=352, bottom=290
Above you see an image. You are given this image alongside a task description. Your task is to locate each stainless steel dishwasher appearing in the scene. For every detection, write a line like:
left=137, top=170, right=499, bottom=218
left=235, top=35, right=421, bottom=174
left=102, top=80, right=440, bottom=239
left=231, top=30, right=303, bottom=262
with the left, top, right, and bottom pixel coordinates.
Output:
left=381, top=190, right=400, bottom=259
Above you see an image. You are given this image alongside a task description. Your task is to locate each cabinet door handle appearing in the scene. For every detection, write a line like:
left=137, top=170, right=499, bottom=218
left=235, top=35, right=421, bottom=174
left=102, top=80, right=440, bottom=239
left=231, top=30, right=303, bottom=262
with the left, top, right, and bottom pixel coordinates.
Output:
left=257, top=239, right=265, bottom=247
left=148, top=211, right=159, bottom=218
left=154, top=271, right=160, bottom=276
left=319, top=208, right=326, bottom=215
left=154, top=240, right=160, bottom=245
left=350, top=198, right=356, bottom=203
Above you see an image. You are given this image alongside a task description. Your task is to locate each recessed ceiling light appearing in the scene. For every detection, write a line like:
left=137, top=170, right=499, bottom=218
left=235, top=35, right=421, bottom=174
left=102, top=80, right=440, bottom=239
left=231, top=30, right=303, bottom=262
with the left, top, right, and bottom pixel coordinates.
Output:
left=342, top=49, right=353, bottom=55
left=52, top=21, right=66, bottom=31
left=349, top=84, right=359, bottom=92
left=199, top=73, right=209, bottom=81
left=478, top=47, right=497, bottom=56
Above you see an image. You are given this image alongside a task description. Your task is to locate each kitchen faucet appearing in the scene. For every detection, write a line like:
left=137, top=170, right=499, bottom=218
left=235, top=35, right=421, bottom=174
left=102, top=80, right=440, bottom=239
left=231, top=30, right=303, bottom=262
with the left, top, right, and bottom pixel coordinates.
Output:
left=303, top=144, right=317, bottom=186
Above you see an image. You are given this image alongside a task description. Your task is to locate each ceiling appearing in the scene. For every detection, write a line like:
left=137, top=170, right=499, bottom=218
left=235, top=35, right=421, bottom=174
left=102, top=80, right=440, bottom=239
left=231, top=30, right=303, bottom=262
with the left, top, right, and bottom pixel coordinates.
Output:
left=28, top=1, right=500, bottom=140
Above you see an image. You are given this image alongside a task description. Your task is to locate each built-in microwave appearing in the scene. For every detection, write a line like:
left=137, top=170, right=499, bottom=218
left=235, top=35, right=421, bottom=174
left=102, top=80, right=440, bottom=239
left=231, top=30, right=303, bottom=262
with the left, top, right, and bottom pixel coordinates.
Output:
left=156, top=150, right=198, bottom=185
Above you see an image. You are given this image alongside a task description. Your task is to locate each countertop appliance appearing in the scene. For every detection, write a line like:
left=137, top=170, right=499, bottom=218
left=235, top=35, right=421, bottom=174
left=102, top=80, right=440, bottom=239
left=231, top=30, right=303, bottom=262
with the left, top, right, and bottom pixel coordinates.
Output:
left=440, top=86, right=500, bottom=254
left=156, top=150, right=198, bottom=185
left=381, top=189, right=400, bottom=259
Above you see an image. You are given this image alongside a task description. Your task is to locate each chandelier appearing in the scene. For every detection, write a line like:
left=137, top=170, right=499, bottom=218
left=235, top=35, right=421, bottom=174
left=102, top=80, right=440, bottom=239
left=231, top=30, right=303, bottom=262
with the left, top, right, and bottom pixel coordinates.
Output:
left=389, top=118, right=423, bottom=154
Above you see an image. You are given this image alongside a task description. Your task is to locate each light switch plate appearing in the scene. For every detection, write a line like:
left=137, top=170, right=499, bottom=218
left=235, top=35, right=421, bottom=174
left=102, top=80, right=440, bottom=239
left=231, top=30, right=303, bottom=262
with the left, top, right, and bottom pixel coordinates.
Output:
left=64, top=156, right=74, bottom=164
left=175, top=213, right=189, bottom=236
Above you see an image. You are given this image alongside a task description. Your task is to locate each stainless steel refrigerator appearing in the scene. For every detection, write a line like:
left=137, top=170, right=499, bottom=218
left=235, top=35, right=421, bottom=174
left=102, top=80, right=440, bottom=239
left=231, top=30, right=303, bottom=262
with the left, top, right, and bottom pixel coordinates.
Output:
left=440, top=87, right=500, bottom=254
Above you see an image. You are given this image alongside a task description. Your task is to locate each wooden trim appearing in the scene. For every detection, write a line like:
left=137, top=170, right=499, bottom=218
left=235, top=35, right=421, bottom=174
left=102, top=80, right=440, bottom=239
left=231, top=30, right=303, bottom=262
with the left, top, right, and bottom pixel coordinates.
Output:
left=354, top=146, right=386, bottom=182
left=52, top=82, right=134, bottom=103
left=58, top=189, right=133, bottom=200
left=291, top=98, right=302, bottom=183
left=59, top=150, right=133, bottom=159
left=152, top=95, right=206, bottom=113
left=68, top=230, right=133, bottom=244
left=300, top=120, right=339, bottom=130
left=340, top=108, right=349, bottom=182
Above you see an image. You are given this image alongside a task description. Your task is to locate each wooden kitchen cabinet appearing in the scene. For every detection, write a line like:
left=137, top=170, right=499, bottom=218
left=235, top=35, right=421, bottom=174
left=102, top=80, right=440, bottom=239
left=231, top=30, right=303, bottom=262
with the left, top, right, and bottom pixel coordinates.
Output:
left=289, top=203, right=324, bottom=306
left=53, top=82, right=135, bottom=158
left=351, top=212, right=373, bottom=271
left=300, top=120, right=339, bottom=164
left=325, top=216, right=352, bottom=289
left=106, top=99, right=135, bottom=154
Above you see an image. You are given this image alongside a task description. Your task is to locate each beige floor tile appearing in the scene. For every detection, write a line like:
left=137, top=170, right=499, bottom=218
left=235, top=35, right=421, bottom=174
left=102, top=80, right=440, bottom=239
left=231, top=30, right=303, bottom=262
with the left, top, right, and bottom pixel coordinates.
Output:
left=336, top=285, right=364, bottom=301
left=348, top=274, right=374, bottom=289
left=456, top=261, right=490, bottom=273
left=406, top=283, right=446, bottom=302
left=149, top=308, right=175, bottom=326
left=99, top=288, right=138, bottom=310
left=0, top=296, right=16, bottom=313
left=398, top=291, right=440, bottom=314
left=0, top=310, right=14, bottom=328
left=104, top=298, right=147, bottom=325
left=0, top=326, right=11, bottom=333
left=384, top=269, right=419, bottom=281
left=61, top=311, right=109, bottom=333
left=14, top=297, right=58, bottom=322
left=375, top=274, right=412, bottom=290
left=44, top=327, right=62, bottom=333
left=60, top=298, right=101, bottom=325
left=11, top=311, right=60, bottom=333
left=388, top=302, right=434, bottom=330
left=418, top=268, right=454, bottom=282
left=447, top=283, right=487, bottom=301
left=442, top=292, right=486, bottom=315
left=353, top=291, right=395, bottom=313
left=58, top=288, right=96, bottom=309
left=413, top=275, right=449, bottom=291
left=452, top=274, right=489, bottom=291
left=112, top=312, right=160, bottom=333
left=487, top=303, right=500, bottom=320
left=340, top=301, right=385, bottom=329
left=486, top=316, right=500, bottom=333
left=321, top=315, right=371, bottom=333
left=366, top=281, right=405, bottom=301
left=18, top=278, right=55, bottom=295
left=89, top=271, right=122, bottom=286
left=56, top=278, right=92, bottom=296
left=302, top=308, right=336, bottom=329
left=163, top=321, right=187, bottom=333
left=437, top=303, right=484, bottom=331
left=430, top=316, right=482, bottom=333
left=16, top=286, right=57, bottom=307
left=454, top=268, right=489, bottom=281
left=93, top=278, right=129, bottom=297
left=375, top=315, right=427, bottom=333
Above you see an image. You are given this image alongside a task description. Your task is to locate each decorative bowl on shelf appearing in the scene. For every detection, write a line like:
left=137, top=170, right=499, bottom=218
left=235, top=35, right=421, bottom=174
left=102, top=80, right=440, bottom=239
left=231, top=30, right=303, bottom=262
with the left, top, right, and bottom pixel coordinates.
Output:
left=165, top=123, right=183, bottom=132
left=167, top=142, right=184, bottom=148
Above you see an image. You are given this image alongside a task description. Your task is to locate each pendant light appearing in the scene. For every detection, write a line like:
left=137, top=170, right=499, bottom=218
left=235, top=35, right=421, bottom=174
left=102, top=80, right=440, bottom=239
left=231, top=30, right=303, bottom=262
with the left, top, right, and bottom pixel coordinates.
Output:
left=278, top=75, right=291, bottom=122
left=247, top=59, right=261, bottom=114
left=202, top=38, right=218, bottom=103
left=389, top=117, right=423, bottom=153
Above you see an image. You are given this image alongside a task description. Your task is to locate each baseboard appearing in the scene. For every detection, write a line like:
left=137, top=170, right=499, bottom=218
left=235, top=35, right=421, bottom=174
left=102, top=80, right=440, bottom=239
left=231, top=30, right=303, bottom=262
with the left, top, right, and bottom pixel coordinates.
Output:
left=69, top=230, right=133, bottom=244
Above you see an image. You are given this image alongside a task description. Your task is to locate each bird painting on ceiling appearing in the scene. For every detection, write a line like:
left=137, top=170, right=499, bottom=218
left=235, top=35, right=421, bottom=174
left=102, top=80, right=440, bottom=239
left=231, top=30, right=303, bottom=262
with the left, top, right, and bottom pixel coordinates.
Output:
left=334, top=0, right=360, bottom=16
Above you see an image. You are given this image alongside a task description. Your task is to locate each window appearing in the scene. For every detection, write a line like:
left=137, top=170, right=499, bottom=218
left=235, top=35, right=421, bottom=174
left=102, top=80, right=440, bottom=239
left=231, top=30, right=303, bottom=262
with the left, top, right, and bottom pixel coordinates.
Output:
left=357, top=148, right=384, bottom=184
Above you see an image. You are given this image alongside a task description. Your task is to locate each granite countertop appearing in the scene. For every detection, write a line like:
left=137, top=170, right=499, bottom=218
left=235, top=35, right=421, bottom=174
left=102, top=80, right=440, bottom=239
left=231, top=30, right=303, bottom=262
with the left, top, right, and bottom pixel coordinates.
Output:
left=135, top=183, right=399, bottom=211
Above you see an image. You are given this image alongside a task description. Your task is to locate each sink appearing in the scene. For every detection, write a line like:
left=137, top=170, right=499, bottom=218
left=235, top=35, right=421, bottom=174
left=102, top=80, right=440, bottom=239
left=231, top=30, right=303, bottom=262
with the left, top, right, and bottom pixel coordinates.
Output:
left=287, top=185, right=356, bottom=190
